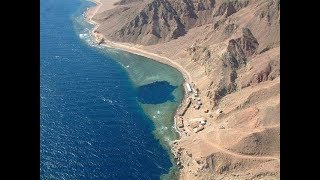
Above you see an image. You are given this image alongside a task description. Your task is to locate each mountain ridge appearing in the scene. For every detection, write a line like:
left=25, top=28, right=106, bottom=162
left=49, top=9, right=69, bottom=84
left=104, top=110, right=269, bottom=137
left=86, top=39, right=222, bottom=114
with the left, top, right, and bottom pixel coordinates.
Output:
left=88, top=0, right=280, bottom=179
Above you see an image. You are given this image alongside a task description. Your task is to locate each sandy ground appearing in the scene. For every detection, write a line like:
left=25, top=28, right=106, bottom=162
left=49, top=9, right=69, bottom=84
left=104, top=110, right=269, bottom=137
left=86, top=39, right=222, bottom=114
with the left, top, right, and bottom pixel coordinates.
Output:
left=87, top=0, right=116, bottom=14
left=84, top=1, right=280, bottom=179
left=96, top=0, right=117, bottom=13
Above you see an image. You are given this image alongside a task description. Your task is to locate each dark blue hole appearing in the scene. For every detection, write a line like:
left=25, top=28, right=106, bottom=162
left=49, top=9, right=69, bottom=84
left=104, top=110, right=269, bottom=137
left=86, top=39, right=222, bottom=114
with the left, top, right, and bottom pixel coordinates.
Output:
left=137, top=81, right=177, bottom=104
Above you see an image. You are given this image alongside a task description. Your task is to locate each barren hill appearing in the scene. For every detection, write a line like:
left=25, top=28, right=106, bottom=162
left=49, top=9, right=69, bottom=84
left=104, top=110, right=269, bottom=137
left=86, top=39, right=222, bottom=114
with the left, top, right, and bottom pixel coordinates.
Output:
left=90, top=0, right=280, bottom=179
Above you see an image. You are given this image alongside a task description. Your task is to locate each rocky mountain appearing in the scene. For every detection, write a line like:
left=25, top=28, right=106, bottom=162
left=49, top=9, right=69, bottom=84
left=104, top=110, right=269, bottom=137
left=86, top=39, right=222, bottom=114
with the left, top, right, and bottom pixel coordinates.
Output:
left=92, top=0, right=280, bottom=179
left=93, top=0, right=260, bottom=45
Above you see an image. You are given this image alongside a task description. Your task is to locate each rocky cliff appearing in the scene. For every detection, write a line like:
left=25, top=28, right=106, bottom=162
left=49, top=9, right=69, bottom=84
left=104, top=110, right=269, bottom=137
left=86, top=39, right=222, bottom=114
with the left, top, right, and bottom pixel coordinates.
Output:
left=93, top=0, right=254, bottom=45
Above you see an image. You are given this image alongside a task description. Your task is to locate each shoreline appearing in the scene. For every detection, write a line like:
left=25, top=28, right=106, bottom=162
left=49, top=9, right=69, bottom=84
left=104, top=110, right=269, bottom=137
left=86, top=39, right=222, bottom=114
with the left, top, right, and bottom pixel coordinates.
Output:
left=81, top=1, right=281, bottom=179
left=85, top=1, right=190, bottom=178
left=85, top=0, right=191, bottom=178
left=85, top=0, right=191, bottom=139
left=85, top=0, right=191, bottom=82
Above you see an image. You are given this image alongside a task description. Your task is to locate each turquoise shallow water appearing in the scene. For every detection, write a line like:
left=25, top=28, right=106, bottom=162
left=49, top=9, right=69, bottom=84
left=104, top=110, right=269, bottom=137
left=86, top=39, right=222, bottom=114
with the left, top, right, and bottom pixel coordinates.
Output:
left=40, top=0, right=184, bottom=179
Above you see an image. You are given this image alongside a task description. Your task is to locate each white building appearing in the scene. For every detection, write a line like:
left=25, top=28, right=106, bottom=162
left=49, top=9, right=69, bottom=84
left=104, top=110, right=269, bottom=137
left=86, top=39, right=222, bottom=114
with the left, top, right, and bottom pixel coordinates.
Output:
left=185, top=83, right=192, bottom=93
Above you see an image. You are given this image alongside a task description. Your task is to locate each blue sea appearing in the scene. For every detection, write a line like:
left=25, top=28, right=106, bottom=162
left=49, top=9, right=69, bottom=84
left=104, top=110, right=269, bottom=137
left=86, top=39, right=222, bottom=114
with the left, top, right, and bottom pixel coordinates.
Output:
left=40, top=0, right=184, bottom=179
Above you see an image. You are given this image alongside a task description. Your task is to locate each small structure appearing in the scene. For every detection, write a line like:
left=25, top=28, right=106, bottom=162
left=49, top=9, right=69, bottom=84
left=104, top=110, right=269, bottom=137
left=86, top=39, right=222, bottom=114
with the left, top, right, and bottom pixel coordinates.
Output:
left=190, top=117, right=206, bottom=126
left=185, top=83, right=193, bottom=93
left=177, top=117, right=184, bottom=128
left=193, top=125, right=204, bottom=133
left=204, top=109, right=209, bottom=113
left=178, top=98, right=192, bottom=116
left=215, top=109, right=223, bottom=115
left=194, top=88, right=199, bottom=96
left=98, top=38, right=105, bottom=45
left=200, top=120, right=206, bottom=125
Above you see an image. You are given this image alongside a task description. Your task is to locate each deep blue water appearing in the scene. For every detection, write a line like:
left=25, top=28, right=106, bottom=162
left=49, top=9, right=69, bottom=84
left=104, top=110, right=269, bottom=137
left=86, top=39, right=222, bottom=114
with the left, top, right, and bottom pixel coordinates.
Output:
left=40, top=0, right=173, bottom=179
left=137, top=81, right=177, bottom=104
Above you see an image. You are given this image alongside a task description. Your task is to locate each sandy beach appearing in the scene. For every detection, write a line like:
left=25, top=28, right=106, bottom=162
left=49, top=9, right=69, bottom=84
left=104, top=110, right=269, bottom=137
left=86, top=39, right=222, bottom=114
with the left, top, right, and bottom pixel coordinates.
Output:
left=86, top=0, right=191, bottom=83
left=85, top=0, right=192, bottom=138
left=84, top=1, right=280, bottom=179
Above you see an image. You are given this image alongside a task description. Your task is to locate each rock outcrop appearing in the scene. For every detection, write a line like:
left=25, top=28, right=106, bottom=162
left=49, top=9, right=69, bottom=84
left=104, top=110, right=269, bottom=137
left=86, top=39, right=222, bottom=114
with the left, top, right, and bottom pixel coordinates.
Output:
left=93, top=0, right=253, bottom=45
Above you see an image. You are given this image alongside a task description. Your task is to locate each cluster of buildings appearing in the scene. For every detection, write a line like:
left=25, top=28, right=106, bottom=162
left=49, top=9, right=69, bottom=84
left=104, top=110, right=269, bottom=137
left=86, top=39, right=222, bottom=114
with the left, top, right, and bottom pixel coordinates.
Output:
left=175, top=82, right=211, bottom=135
left=186, top=83, right=204, bottom=110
